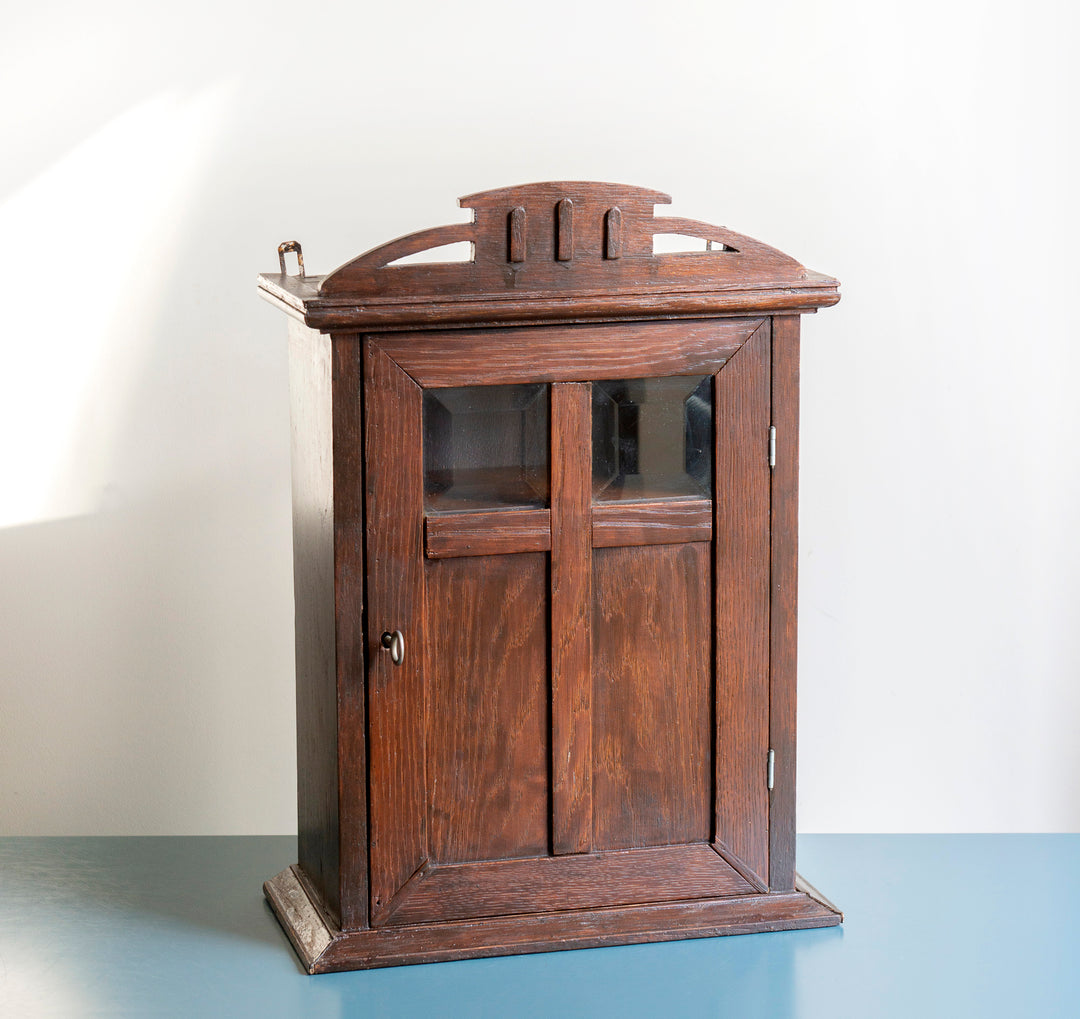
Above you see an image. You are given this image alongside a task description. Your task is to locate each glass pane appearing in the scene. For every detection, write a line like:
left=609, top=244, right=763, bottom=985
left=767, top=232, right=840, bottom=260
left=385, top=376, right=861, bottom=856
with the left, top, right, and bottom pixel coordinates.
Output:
left=424, top=384, right=549, bottom=512
left=592, top=376, right=712, bottom=501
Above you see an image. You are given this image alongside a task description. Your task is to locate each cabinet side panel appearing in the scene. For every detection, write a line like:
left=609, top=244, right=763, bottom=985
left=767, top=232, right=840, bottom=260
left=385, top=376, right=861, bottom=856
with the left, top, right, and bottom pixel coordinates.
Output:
left=592, top=542, right=712, bottom=851
left=769, top=316, right=800, bottom=892
left=425, top=553, right=550, bottom=864
left=332, top=334, right=368, bottom=928
left=287, top=319, right=340, bottom=924
left=714, top=320, right=771, bottom=887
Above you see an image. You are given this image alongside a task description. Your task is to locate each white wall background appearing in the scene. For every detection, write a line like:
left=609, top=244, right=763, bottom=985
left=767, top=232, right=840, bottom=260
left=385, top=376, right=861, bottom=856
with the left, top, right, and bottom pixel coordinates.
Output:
left=2, top=0, right=1077, bottom=835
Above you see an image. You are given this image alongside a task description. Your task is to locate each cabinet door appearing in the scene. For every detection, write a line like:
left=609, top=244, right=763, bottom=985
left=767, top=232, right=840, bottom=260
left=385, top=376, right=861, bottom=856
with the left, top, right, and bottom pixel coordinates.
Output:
left=363, top=320, right=771, bottom=927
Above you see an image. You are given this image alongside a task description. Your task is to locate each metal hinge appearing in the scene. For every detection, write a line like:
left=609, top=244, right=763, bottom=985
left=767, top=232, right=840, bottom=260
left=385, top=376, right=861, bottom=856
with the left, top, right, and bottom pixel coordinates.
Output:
left=767, top=749, right=775, bottom=791
left=768, top=426, right=776, bottom=469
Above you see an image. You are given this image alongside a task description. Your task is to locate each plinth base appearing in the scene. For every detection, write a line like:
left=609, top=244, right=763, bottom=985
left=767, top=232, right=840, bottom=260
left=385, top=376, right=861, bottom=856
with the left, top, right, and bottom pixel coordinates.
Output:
left=264, top=864, right=842, bottom=973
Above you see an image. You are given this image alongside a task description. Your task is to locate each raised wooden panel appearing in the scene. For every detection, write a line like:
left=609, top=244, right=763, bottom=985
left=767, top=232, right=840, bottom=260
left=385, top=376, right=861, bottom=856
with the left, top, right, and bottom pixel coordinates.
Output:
left=425, top=554, right=550, bottom=865
left=713, top=321, right=772, bottom=888
left=592, top=543, right=712, bottom=851
left=380, top=844, right=754, bottom=927
left=364, top=343, right=428, bottom=924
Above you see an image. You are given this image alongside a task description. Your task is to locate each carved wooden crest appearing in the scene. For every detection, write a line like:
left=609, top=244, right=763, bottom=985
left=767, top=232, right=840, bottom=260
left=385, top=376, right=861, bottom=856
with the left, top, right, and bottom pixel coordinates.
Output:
left=260, top=182, right=838, bottom=329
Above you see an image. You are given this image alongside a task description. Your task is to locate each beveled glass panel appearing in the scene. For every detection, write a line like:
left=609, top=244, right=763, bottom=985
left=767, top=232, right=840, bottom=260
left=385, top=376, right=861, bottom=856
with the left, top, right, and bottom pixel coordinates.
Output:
left=592, top=375, right=712, bottom=501
left=424, top=384, right=549, bottom=511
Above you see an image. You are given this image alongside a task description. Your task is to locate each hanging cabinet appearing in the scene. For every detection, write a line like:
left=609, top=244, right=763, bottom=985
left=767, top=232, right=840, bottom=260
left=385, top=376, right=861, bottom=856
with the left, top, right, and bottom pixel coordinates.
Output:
left=258, top=182, right=842, bottom=972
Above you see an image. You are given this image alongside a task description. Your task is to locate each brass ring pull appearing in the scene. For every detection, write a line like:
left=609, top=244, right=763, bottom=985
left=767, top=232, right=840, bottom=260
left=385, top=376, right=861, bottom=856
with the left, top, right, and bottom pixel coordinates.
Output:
left=381, top=630, right=405, bottom=666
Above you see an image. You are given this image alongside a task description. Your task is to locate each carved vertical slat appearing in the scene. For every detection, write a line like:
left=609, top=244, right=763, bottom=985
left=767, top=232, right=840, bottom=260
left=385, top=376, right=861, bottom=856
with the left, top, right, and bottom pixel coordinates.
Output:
left=508, top=207, right=527, bottom=263
left=604, top=208, right=622, bottom=260
left=556, top=198, right=574, bottom=261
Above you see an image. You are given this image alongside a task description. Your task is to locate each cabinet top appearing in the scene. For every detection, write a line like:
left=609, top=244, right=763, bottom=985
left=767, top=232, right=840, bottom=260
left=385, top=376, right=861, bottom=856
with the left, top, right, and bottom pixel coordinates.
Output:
left=257, top=181, right=840, bottom=331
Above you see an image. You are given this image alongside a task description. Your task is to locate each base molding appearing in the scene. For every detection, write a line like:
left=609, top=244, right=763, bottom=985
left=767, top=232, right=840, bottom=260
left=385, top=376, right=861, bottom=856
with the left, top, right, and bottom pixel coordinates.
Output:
left=264, top=863, right=842, bottom=973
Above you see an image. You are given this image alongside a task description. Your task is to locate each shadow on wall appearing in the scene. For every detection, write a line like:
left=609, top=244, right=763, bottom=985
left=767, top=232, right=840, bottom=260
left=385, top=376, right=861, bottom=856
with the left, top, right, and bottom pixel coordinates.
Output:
left=0, top=482, right=293, bottom=834
left=0, top=85, right=296, bottom=835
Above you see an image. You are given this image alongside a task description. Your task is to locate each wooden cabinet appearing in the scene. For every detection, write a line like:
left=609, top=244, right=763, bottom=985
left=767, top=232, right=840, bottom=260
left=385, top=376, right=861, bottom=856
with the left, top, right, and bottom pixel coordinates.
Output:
left=259, top=182, right=842, bottom=972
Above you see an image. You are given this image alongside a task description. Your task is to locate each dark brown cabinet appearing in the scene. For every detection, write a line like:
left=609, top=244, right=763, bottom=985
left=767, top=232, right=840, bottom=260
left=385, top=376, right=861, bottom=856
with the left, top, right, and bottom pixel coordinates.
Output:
left=259, top=182, right=842, bottom=972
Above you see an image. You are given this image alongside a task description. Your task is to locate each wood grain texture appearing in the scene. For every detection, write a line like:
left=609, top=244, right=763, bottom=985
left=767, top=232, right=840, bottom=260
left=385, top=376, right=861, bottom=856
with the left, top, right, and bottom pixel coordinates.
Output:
left=381, top=844, right=752, bottom=926
left=258, top=271, right=841, bottom=332
left=287, top=319, right=340, bottom=926
left=330, top=333, right=368, bottom=929
left=592, top=543, right=712, bottom=851
left=550, top=383, right=593, bottom=855
left=266, top=863, right=840, bottom=973
left=769, top=315, right=800, bottom=892
left=591, top=499, right=712, bottom=548
left=364, top=342, right=428, bottom=924
left=713, top=320, right=771, bottom=888
left=425, top=554, right=549, bottom=865
left=424, top=509, right=551, bottom=558
left=375, top=318, right=755, bottom=388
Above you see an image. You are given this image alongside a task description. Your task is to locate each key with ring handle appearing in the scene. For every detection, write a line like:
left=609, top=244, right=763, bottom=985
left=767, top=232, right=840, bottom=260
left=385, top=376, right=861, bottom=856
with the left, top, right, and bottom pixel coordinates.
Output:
left=380, top=630, right=405, bottom=666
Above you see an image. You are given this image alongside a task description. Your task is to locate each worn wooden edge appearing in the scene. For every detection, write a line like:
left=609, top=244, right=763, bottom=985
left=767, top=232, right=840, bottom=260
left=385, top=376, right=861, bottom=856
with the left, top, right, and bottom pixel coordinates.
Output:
left=264, top=865, right=335, bottom=975
left=258, top=275, right=322, bottom=320
left=265, top=866, right=841, bottom=973
left=257, top=273, right=839, bottom=332
left=592, top=499, right=712, bottom=548
left=795, top=872, right=844, bottom=921
left=458, top=180, right=673, bottom=207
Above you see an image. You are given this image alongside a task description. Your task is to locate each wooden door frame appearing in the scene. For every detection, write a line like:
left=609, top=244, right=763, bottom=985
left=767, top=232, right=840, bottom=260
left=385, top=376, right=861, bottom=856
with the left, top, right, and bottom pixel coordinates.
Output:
left=768, top=314, right=801, bottom=892
left=361, top=317, right=776, bottom=926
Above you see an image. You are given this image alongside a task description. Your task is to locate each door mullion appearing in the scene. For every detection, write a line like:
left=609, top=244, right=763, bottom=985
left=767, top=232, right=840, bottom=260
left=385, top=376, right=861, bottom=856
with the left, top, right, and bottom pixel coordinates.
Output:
left=550, top=382, right=594, bottom=855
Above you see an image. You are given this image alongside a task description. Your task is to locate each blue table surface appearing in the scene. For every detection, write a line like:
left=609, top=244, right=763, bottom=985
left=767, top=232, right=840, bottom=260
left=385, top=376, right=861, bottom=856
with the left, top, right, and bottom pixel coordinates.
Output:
left=1, top=834, right=1077, bottom=1018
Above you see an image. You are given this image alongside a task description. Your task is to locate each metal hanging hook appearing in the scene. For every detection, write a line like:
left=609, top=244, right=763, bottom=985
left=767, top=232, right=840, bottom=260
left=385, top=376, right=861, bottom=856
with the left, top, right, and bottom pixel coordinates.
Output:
left=277, top=241, right=305, bottom=278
